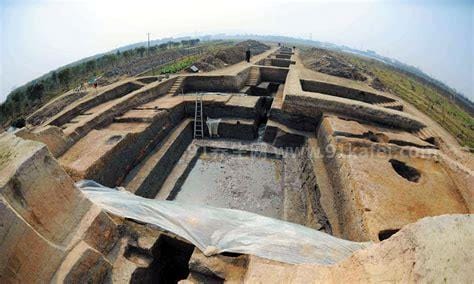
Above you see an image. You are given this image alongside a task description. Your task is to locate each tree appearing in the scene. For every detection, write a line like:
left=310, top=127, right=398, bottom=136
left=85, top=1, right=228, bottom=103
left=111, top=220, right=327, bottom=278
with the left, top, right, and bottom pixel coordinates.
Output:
left=58, top=68, right=71, bottom=88
left=171, top=41, right=181, bottom=48
left=51, top=71, right=58, bottom=84
left=85, top=60, right=96, bottom=72
left=0, top=102, right=10, bottom=121
left=123, top=50, right=132, bottom=58
left=137, top=47, right=146, bottom=57
left=189, top=39, right=200, bottom=46
left=10, top=90, right=24, bottom=103
left=26, top=83, right=45, bottom=101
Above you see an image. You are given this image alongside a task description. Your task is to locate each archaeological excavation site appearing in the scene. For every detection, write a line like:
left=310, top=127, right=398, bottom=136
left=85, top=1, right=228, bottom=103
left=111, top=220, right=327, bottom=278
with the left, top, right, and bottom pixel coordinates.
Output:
left=1, top=41, right=473, bottom=283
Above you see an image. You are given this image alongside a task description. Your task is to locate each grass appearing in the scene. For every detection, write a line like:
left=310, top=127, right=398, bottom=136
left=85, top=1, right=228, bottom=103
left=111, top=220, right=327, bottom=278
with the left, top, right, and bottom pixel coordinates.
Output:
left=342, top=53, right=474, bottom=150
left=139, top=41, right=234, bottom=77
left=141, top=55, right=201, bottom=76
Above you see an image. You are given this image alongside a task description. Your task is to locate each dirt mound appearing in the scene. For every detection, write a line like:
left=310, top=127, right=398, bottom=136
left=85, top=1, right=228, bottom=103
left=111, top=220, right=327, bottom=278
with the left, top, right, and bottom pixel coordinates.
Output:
left=301, top=48, right=367, bottom=81
left=370, top=77, right=387, bottom=91
left=236, top=40, right=270, bottom=55
left=193, top=40, right=270, bottom=72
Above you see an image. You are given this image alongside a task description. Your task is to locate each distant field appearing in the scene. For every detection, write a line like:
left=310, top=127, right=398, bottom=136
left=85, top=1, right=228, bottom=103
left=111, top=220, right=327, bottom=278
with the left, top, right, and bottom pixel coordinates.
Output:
left=341, top=53, right=474, bottom=150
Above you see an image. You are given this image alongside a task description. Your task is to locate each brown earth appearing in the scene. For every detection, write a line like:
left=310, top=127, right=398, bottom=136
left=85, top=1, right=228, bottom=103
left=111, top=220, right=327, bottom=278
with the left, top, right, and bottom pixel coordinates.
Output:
left=192, top=40, right=270, bottom=72
left=1, top=43, right=472, bottom=283
left=300, top=47, right=368, bottom=81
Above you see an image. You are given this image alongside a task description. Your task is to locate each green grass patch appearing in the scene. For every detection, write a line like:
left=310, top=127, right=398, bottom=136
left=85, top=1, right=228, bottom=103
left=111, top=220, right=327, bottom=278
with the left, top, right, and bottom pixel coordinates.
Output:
left=142, top=55, right=201, bottom=76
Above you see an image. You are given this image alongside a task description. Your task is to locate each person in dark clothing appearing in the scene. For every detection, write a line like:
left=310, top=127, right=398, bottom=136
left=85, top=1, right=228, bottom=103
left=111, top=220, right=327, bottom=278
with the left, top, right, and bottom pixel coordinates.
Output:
left=245, top=49, right=251, bottom=62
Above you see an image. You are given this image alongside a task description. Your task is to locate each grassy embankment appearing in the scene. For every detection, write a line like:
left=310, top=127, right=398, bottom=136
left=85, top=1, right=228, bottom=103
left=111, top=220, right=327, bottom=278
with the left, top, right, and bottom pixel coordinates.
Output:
left=343, top=54, right=473, bottom=150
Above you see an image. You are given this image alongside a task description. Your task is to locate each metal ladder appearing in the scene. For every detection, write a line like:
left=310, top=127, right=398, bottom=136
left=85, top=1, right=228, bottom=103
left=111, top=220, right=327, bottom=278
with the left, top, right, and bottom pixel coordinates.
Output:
left=194, top=94, right=204, bottom=139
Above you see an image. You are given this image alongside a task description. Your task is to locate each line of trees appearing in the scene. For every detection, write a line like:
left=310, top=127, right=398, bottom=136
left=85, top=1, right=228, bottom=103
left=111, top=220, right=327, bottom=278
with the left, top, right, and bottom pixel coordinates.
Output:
left=0, top=39, right=201, bottom=127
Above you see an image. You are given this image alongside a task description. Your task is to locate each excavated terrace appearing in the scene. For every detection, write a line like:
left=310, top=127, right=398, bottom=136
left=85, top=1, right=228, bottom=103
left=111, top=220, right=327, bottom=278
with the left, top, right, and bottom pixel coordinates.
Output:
left=1, top=44, right=472, bottom=283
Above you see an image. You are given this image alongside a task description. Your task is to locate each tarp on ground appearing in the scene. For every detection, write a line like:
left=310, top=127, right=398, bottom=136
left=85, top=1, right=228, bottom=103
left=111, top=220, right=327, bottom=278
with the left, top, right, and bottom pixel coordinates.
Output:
left=76, top=180, right=370, bottom=265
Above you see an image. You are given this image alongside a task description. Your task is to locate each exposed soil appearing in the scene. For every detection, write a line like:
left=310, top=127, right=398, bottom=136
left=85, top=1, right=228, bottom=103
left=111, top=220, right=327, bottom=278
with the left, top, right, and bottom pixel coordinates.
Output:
left=106, top=47, right=205, bottom=77
left=369, top=77, right=387, bottom=91
left=173, top=150, right=283, bottom=219
left=192, top=40, right=270, bottom=72
left=300, top=48, right=368, bottom=81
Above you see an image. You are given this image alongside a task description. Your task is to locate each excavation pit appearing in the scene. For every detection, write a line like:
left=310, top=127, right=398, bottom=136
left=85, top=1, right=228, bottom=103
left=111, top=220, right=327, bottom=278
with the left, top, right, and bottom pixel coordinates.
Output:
left=171, top=147, right=284, bottom=219
left=148, top=139, right=332, bottom=233
left=4, top=42, right=473, bottom=283
left=300, top=79, right=395, bottom=104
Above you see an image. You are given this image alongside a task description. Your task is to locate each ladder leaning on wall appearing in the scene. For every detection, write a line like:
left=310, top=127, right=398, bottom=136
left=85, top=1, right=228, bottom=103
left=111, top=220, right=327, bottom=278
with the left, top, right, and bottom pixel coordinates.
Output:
left=194, top=93, right=204, bottom=139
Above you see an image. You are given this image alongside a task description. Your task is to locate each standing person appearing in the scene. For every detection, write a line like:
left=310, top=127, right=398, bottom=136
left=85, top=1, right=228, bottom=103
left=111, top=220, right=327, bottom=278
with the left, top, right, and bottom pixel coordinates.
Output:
left=245, top=49, right=251, bottom=63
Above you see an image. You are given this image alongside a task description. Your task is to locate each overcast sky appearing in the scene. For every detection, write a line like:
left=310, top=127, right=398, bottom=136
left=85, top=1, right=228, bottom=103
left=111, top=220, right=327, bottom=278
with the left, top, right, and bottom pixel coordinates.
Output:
left=1, top=0, right=473, bottom=102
